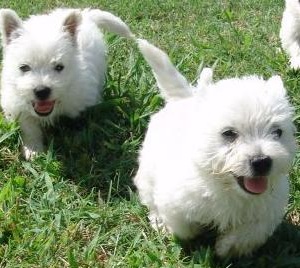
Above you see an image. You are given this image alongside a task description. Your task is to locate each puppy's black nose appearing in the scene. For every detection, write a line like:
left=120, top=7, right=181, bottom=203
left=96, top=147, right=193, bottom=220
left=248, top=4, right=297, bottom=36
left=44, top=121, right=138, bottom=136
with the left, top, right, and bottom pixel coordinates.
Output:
left=34, top=86, right=51, bottom=100
left=250, top=155, right=272, bottom=176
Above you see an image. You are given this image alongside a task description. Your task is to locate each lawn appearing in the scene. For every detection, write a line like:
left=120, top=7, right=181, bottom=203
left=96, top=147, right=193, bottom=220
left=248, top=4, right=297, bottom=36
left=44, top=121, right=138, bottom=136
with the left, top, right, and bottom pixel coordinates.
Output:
left=0, top=0, right=300, bottom=267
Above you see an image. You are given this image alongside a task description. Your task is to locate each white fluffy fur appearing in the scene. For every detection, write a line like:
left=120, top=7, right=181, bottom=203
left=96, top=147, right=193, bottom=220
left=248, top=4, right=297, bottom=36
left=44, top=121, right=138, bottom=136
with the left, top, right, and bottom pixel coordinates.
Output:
left=134, top=39, right=296, bottom=257
left=280, top=0, right=300, bottom=69
left=0, top=8, right=133, bottom=159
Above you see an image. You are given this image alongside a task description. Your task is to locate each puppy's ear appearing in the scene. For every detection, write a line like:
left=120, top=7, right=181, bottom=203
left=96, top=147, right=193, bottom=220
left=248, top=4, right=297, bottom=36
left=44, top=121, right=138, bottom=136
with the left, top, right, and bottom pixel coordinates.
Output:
left=63, top=10, right=82, bottom=39
left=137, top=38, right=192, bottom=101
left=196, top=67, right=214, bottom=89
left=0, top=9, right=22, bottom=46
left=266, top=75, right=286, bottom=97
left=86, top=9, right=133, bottom=38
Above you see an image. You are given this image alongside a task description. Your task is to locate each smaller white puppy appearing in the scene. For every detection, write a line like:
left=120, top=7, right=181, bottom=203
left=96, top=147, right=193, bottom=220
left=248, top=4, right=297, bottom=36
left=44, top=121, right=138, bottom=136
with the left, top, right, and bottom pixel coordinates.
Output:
left=134, top=39, right=296, bottom=258
left=280, top=0, right=300, bottom=69
left=0, top=8, right=133, bottom=159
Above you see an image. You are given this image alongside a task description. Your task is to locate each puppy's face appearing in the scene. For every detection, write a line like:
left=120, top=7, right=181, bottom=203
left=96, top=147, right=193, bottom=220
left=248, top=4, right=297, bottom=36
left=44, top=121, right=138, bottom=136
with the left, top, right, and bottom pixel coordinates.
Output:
left=195, top=77, right=296, bottom=196
left=0, top=10, right=81, bottom=118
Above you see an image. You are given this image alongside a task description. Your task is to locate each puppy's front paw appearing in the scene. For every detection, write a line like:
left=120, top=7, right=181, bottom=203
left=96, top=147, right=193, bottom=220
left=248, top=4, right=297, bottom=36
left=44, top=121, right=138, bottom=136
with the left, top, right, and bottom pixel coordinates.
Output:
left=148, top=212, right=168, bottom=233
left=215, top=234, right=237, bottom=257
left=290, top=58, right=300, bottom=70
left=22, top=144, right=44, bottom=160
left=19, top=117, right=44, bottom=160
left=215, top=234, right=252, bottom=258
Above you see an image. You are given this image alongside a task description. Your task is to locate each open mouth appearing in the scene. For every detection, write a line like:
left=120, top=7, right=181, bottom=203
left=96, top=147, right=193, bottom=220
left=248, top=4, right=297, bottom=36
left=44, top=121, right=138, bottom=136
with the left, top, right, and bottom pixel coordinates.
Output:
left=236, top=176, right=268, bottom=195
left=32, top=100, right=55, bottom=116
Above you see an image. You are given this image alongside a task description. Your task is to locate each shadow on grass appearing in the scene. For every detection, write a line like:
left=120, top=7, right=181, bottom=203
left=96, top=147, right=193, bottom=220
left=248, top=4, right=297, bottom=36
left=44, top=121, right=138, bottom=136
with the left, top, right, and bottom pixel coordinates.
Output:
left=44, top=100, right=140, bottom=201
left=178, top=221, right=300, bottom=268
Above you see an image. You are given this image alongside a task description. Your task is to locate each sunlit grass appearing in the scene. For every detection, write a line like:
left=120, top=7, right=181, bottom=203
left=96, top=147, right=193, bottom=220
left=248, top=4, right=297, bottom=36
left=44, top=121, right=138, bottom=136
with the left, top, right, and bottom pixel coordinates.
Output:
left=0, top=0, right=299, bottom=267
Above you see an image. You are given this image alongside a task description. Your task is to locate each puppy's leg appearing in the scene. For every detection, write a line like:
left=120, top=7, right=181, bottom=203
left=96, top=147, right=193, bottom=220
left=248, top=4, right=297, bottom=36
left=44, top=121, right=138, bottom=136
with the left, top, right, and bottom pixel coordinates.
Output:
left=148, top=210, right=166, bottom=232
left=162, top=215, right=201, bottom=240
left=19, top=116, right=44, bottom=160
left=215, top=218, right=277, bottom=257
left=288, top=41, right=300, bottom=69
left=148, top=208, right=200, bottom=239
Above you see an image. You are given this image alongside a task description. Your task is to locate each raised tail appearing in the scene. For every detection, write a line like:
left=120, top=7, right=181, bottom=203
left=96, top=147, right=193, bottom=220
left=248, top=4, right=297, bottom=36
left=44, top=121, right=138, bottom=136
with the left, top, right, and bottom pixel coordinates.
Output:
left=137, top=38, right=192, bottom=101
left=85, top=9, right=134, bottom=38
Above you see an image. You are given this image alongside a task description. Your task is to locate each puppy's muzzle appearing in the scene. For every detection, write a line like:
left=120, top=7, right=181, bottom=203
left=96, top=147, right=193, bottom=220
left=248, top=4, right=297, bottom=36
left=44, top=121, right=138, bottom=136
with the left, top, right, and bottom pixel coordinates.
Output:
left=250, top=155, right=272, bottom=176
left=32, top=86, right=55, bottom=116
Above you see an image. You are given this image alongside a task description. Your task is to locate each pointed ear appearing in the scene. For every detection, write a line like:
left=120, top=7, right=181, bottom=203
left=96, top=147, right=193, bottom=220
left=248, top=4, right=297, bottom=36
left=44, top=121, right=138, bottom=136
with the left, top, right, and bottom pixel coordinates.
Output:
left=266, top=75, right=286, bottom=97
left=196, top=68, right=213, bottom=88
left=137, top=39, right=191, bottom=101
left=0, top=9, right=22, bottom=46
left=62, top=10, right=82, bottom=39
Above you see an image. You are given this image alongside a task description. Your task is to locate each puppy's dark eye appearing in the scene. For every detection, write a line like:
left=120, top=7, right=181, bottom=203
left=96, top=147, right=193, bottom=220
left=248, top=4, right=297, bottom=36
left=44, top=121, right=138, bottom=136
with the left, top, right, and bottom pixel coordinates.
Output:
left=222, top=129, right=238, bottom=142
left=272, top=128, right=283, bottom=139
left=19, top=64, right=31, bottom=73
left=54, top=64, right=64, bottom=72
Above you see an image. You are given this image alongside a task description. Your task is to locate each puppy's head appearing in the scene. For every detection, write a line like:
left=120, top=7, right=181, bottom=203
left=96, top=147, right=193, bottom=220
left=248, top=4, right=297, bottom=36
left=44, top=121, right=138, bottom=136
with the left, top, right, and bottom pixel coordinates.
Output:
left=0, top=9, right=82, bottom=118
left=196, top=76, right=296, bottom=196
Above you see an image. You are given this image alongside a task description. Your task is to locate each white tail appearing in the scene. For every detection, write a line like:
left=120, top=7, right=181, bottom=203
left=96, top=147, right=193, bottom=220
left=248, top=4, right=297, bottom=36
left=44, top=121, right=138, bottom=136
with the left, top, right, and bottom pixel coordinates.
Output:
left=86, top=9, right=134, bottom=38
left=137, top=38, right=192, bottom=101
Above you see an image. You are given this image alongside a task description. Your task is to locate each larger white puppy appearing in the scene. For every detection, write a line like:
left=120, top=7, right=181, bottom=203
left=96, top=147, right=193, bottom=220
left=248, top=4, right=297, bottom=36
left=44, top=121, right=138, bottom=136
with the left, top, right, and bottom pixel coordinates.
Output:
left=0, top=8, right=133, bottom=159
left=134, top=39, right=296, bottom=257
left=280, top=0, right=300, bottom=69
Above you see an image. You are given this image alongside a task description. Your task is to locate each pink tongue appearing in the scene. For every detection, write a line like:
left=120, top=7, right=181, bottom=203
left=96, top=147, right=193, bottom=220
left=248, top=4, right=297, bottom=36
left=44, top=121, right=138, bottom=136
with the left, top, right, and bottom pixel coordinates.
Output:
left=34, top=100, right=55, bottom=113
left=244, top=176, right=268, bottom=194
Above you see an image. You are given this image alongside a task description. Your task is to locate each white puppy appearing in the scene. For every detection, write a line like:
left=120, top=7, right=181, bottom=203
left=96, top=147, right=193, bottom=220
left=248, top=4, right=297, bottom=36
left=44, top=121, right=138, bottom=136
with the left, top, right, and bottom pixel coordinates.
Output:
left=280, top=0, right=300, bottom=69
left=134, top=39, right=296, bottom=258
left=0, top=8, right=133, bottom=159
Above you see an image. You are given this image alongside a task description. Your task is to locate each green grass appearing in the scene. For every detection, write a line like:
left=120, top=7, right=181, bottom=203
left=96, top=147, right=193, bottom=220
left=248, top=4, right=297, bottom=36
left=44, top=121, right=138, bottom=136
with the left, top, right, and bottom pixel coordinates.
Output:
left=0, top=0, right=300, bottom=267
